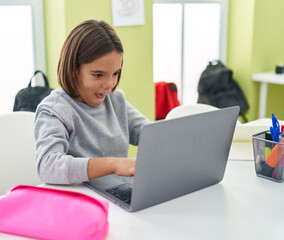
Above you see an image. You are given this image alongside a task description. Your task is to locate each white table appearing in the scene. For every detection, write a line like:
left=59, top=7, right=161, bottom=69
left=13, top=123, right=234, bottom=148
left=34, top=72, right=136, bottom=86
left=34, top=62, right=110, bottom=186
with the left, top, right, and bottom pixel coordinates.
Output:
left=1, top=160, right=284, bottom=240
left=252, top=72, right=284, bottom=118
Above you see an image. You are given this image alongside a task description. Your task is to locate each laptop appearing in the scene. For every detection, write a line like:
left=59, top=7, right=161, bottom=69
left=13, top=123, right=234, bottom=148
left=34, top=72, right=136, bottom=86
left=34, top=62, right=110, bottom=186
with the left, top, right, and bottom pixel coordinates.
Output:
left=84, top=106, right=240, bottom=212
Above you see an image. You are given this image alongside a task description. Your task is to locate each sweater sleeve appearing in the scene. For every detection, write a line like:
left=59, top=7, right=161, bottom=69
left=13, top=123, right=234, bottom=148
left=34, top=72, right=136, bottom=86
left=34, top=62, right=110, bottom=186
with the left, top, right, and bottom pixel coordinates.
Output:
left=34, top=108, right=90, bottom=184
left=127, top=102, right=151, bottom=146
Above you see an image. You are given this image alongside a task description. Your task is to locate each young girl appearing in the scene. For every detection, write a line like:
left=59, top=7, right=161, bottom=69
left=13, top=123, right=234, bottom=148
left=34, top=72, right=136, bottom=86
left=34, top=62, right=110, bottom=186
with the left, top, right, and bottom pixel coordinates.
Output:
left=34, top=19, right=150, bottom=184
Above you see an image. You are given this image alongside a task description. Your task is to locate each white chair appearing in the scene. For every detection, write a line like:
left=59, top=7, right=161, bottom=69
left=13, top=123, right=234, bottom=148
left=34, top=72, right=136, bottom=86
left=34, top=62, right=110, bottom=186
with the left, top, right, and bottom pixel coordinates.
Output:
left=166, top=103, right=219, bottom=120
left=0, top=112, right=41, bottom=195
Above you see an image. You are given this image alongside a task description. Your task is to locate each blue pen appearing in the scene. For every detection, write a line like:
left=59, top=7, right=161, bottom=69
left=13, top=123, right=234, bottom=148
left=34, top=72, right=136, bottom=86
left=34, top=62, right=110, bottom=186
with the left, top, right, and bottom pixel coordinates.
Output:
left=270, top=113, right=280, bottom=142
left=260, top=114, right=281, bottom=178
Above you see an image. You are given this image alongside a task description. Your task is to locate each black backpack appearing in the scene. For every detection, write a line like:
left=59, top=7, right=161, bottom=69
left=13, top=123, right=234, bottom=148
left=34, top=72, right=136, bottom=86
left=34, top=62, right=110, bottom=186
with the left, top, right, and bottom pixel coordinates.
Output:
left=13, top=70, right=53, bottom=112
left=197, top=61, right=249, bottom=122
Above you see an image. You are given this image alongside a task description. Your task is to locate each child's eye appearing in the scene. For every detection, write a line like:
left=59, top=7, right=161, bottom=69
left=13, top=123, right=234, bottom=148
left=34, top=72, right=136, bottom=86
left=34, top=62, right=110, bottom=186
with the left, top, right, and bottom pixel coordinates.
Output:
left=93, top=74, right=103, bottom=78
left=114, top=71, right=121, bottom=76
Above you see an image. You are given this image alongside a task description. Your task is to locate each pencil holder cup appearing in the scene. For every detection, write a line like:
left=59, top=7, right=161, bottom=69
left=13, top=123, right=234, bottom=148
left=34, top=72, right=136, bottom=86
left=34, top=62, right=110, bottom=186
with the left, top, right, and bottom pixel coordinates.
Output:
left=252, top=131, right=284, bottom=183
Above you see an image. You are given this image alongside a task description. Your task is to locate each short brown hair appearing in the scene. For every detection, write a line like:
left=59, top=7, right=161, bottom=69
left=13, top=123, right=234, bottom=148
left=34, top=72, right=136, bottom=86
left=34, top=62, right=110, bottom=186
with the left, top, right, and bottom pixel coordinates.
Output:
left=57, top=19, right=124, bottom=98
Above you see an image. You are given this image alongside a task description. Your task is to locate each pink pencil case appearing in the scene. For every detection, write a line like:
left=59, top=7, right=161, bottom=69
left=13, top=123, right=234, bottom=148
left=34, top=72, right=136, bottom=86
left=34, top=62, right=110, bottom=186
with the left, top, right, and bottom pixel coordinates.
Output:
left=0, top=185, right=109, bottom=240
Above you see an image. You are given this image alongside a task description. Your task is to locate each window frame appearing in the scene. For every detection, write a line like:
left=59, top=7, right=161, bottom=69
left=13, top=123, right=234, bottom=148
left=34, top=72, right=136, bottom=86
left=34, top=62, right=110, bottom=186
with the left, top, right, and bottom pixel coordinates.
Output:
left=0, top=0, right=46, bottom=73
left=153, top=0, right=229, bottom=103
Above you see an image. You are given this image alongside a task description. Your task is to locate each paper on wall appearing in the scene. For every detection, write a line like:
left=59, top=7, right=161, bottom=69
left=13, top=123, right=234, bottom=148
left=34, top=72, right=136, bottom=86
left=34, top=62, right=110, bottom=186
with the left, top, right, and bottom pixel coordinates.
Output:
left=112, top=0, right=145, bottom=27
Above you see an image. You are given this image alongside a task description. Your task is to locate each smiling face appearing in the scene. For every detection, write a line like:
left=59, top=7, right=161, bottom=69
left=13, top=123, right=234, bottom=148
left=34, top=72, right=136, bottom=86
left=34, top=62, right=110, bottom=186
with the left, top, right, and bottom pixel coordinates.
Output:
left=76, top=50, right=123, bottom=107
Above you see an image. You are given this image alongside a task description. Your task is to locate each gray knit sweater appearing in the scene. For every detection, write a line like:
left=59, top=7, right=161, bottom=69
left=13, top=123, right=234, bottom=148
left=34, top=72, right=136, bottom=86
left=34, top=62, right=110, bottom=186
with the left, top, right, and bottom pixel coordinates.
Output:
left=34, top=88, right=150, bottom=184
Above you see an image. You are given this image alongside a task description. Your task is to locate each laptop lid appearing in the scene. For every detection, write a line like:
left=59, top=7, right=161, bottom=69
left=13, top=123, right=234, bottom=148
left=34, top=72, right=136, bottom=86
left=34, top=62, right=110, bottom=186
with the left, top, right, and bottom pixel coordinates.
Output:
left=130, top=106, right=239, bottom=211
left=85, top=106, right=239, bottom=212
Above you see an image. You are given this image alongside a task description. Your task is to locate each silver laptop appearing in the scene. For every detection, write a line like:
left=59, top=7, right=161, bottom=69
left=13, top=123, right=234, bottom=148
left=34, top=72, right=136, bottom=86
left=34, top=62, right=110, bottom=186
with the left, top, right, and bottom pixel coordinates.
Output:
left=84, top=106, right=240, bottom=212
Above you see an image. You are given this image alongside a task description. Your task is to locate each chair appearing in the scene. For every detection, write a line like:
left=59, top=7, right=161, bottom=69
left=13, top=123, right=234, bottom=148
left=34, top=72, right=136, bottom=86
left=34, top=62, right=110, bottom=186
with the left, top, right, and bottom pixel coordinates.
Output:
left=0, top=112, right=41, bottom=195
left=166, top=103, right=219, bottom=120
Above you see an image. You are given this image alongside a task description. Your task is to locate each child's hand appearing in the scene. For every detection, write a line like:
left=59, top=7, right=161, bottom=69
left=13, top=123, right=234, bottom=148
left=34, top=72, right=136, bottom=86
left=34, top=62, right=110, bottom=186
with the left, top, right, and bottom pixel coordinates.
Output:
left=114, top=158, right=136, bottom=177
left=87, top=157, right=136, bottom=179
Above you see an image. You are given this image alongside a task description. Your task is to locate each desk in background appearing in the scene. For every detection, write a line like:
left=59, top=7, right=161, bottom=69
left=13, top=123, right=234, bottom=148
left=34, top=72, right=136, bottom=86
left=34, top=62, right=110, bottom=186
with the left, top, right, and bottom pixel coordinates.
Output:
left=1, top=160, right=284, bottom=240
left=252, top=72, right=284, bottom=118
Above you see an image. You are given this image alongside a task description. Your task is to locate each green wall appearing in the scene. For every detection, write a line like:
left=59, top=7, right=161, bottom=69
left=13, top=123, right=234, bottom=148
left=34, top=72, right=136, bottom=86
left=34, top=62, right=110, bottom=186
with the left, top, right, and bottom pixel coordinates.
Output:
left=252, top=0, right=284, bottom=119
left=227, top=0, right=284, bottom=121
left=43, top=0, right=66, bottom=90
left=43, top=0, right=154, bottom=157
left=227, top=0, right=254, bottom=121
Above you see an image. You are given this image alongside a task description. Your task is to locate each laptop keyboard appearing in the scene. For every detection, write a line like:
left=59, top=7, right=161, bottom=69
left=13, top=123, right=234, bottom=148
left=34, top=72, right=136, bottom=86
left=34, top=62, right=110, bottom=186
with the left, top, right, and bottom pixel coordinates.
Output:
left=105, top=182, right=132, bottom=204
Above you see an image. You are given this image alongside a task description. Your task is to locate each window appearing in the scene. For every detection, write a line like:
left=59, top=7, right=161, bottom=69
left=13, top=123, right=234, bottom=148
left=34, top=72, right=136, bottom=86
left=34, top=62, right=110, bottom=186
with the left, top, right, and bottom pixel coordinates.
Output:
left=0, top=0, right=46, bottom=114
left=153, top=0, right=228, bottom=105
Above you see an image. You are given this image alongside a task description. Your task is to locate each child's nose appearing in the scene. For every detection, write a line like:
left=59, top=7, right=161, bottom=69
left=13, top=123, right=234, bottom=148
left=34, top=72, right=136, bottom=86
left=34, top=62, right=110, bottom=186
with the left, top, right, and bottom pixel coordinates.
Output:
left=103, top=77, right=116, bottom=90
